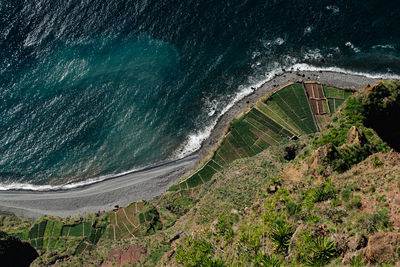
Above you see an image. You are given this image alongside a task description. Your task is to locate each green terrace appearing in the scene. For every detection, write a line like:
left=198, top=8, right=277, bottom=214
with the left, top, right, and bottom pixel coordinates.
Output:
left=170, top=82, right=354, bottom=192
left=12, top=217, right=106, bottom=256
left=8, top=200, right=169, bottom=257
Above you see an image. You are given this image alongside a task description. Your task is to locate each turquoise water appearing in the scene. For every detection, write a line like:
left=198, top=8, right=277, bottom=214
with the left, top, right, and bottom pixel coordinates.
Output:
left=1, top=0, right=400, bottom=187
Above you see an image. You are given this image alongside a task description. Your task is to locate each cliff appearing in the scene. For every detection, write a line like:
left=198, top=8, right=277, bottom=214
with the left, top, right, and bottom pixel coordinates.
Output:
left=1, top=80, right=400, bottom=266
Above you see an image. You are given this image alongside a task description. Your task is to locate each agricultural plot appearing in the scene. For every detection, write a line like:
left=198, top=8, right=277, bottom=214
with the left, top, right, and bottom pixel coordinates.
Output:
left=323, top=85, right=344, bottom=99
left=256, top=102, right=301, bottom=134
left=107, top=201, right=159, bottom=241
left=322, top=100, right=330, bottom=114
left=267, top=84, right=316, bottom=133
left=323, top=86, right=354, bottom=113
left=334, top=99, right=345, bottom=110
left=19, top=217, right=106, bottom=254
left=170, top=82, right=352, bottom=193
left=328, top=99, right=336, bottom=113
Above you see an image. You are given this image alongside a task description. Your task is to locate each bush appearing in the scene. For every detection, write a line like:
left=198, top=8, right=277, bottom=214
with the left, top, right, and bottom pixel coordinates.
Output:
left=305, top=181, right=337, bottom=205
left=270, top=220, right=294, bottom=253
left=166, top=196, right=195, bottom=216
left=346, top=195, right=362, bottom=210
left=286, top=201, right=301, bottom=217
left=176, top=236, right=224, bottom=267
left=216, top=215, right=237, bottom=242
left=356, top=209, right=392, bottom=233
left=350, top=255, right=364, bottom=267
left=253, top=253, right=281, bottom=267
left=306, top=237, right=336, bottom=266
left=340, top=187, right=352, bottom=202
left=372, top=156, right=383, bottom=168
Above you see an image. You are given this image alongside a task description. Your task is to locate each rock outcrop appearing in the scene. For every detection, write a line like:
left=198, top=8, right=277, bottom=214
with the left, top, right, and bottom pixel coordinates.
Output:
left=364, top=232, right=400, bottom=264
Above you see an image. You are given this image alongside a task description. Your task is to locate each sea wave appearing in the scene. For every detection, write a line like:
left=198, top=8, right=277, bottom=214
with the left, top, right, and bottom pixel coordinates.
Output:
left=0, top=168, right=137, bottom=191
left=175, top=67, right=284, bottom=158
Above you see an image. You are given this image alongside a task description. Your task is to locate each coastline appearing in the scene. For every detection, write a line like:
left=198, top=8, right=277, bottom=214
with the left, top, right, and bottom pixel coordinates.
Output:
left=195, top=68, right=382, bottom=160
left=0, top=68, right=390, bottom=219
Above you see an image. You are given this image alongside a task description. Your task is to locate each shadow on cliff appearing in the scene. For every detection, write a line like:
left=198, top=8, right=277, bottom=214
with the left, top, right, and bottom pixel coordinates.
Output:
left=0, top=231, right=38, bottom=267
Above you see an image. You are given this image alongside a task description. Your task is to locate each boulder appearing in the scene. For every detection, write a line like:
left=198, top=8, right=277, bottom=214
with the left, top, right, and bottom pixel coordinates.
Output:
left=364, top=232, right=400, bottom=264
left=346, top=126, right=366, bottom=146
left=347, top=233, right=367, bottom=251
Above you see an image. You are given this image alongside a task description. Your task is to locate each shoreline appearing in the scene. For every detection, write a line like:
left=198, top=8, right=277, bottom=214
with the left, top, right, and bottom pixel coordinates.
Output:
left=195, top=68, right=381, bottom=160
left=0, top=68, right=387, bottom=219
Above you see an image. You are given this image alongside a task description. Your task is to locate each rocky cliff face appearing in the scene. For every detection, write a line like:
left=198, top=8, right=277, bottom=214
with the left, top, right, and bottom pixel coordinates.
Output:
left=362, top=80, right=400, bottom=151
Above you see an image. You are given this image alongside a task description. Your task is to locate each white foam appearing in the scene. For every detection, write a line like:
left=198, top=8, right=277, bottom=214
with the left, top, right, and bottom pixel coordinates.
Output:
left=292, top=63, right=400, bottom=80
left=275, top=37, right=285, bottom=45
left=304, top=25, right=314, bottom=35
left=175, top=67, right=284, bottom=158
left=326, top=5, right=340, bottom=13
left=372, top=44, right=395, bottom=50
left=0, top=168, right=137, bottom=191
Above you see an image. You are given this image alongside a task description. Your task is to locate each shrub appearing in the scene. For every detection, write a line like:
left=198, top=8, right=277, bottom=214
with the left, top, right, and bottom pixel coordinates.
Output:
left=216, top=215, right=236, bottom=242
left=340, top=187, right=352, bottom=202
left=372, top=156, right=383, bottom=168
left=305, top=181, right=337, bottom=205
left=346, top=195, right=362, bottom=210
left=166, top=196, right=195, bottom=216
left=286, top=201, right=301, bottom=217
left=356, top=209, right=392, bottom=233
left=176, top=236, right=224, bottom=267
left=350, top=255, right=364, bottom=267
left=270, top=220, right=294, bottom=253
left=253, top=253, right=281, bottom=267
left=305, top=237, right=336, bottom=266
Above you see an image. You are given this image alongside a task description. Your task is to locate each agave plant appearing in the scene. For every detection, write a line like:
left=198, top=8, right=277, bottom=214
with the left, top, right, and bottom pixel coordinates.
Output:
left=254, top=253, right=281, bottom=267
left=350, top=255, right=364, bottom=267
left=306, top=236, right=336, bottom=266
left=270, top=221, right=294, bottom=253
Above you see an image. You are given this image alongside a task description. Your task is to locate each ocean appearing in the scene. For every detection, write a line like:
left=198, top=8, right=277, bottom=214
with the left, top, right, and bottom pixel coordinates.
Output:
left=1, top=0, right=400, bottom=188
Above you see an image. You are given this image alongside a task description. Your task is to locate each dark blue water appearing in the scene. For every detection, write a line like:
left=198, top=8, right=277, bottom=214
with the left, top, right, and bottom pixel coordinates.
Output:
left=1, top=0, right=400, bottom=187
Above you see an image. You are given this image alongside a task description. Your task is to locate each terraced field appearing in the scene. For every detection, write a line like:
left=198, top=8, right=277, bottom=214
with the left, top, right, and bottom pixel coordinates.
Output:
left=323, top=85, right=353, bottom=113
left=12, top=218, right=106, bottom=256
left=9, top=201, right=165, bottom=258
left=170, top=82, right=355, bottom=193
left=106, top=201, right=162, bottom=241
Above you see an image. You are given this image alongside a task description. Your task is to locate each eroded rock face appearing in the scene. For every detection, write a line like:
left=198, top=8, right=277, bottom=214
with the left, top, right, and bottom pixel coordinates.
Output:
left=364, top=232, right=400, bottom=264
left=346, top=126, right=366, bottom=147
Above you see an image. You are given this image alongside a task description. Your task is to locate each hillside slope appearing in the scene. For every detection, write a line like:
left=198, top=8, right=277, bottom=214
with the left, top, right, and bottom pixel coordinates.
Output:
left=1, top=80, right=399, bottom=266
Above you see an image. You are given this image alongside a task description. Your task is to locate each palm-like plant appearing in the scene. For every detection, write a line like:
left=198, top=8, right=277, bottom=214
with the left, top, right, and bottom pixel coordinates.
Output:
left=270, top=222, right=294, bottom=253
left=306, top=236, right=336, bottom=266
left=254, top=253, right=281, bottom=267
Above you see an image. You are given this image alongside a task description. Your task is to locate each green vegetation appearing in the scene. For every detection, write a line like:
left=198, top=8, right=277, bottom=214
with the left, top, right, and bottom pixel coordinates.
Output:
left=171, top=82, right=340, bottom=194
left=305, top=237, right=336, bottom=266
left=2, top=80, right=400, bottom=266
left=176, top=236, right=224, bottom=267
left=313, top=87, right=391, bottom=173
